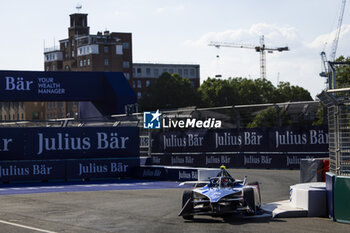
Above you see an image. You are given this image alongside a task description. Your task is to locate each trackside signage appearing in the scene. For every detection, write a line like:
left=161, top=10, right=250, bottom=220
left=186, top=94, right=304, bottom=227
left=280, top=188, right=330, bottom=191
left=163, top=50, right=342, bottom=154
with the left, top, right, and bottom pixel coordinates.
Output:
left=0, top=71, right=102, bottom=100
left=0, top=158, right=139, bottom=181
left=0, top=70, right=136, bottom=115
left=0, top=127, right=139, bottom=160
left=151, top=126, right=329, bottom=153
left=151, top=153, right=328, bottom=169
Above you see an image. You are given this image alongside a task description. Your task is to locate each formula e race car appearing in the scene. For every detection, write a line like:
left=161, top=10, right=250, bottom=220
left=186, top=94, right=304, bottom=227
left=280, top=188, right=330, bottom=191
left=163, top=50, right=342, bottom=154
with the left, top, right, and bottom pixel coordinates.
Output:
left=179, top=166, right=261, bottom=220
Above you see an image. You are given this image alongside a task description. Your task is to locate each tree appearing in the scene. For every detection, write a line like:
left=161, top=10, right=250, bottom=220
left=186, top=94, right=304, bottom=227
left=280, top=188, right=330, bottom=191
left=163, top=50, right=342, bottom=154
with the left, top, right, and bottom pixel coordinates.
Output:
left=247, top=106, right=290, bottom=128
left=335, top=56, right=350, bottom=88
left=198, top=77, right=312, bottom=107
left=312, top=56, right=350, bottom=126
left=139, top=72, right=200, bottom=111
left=198, top=78, right=239, bottom=107
left=312, top=105, right=326, bottom=126
left=276, top=82, right=313, bottom=102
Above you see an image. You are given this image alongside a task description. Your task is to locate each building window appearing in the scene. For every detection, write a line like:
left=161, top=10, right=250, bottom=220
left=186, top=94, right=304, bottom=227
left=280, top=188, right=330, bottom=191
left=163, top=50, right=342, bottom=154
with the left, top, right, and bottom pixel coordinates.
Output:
left=178, top=69, right=183, bottom=76
left=132, top=81, right=136, bottom=88
left=72, top=51, right=75, bottom=57
left=122, top=42, right=130, bottom=49
left=52, top=65, right=55, bottom=71
left=71, top=40, right=74, bottom=46
left=65, top=65, right=70, bottom=70
left=124, top=73, right=130, bottom=80
left=104, top=59, right=109, bottom=66
left=21, top=113, right=24, bottom=120
left=104, top=46, right=109, bottom=53
left=137, top=68, right=142, bottom=74
left=169, top=69, right=174, bottom=73
left=137, top=80, right=142, bottom=88
left=146, top=68, right=151, bottom=75
left=137, top=92, right=142, bottom=99
left=184, top=69, right=188, bottom=76
left=146, top=80, right=151, bottom=87
left=87, top=59, right=90, bottom=66
left=116, top=45, right=123, bottom=55
left=80, top=60, right=83, bottom=67
left=154, top=68, right=159, bottom=76
left=46, top=66, right=50, bottom=71
left=123, top=61, right=130, bottom=68
left=190, top=69, right=195, bottom=76
left=83, top=59, right=86, bottom=66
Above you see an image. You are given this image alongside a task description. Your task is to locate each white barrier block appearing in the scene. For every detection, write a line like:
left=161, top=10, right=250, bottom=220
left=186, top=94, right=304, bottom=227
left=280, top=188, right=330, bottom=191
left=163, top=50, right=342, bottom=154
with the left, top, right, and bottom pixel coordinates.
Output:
left=289, top=182, right=327, bottom=217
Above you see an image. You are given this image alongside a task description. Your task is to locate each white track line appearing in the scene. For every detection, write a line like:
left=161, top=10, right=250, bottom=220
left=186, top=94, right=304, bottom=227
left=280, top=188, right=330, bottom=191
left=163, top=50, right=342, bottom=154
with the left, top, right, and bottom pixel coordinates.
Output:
left=0, top=220, right=57, bottom=233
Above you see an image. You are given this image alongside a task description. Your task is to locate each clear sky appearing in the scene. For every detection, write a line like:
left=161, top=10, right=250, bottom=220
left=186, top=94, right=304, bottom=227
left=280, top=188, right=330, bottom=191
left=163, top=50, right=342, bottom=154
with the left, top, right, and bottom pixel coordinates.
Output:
left=0, top=0, right=349, bottom=98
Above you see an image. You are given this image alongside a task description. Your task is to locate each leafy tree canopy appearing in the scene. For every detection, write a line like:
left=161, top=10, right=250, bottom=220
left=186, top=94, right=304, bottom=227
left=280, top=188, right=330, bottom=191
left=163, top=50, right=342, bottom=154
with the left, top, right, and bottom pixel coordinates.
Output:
left=198, top=77, right=312, bottom=107
left=247, top=106, right=290, bottom=128
left=335, top=56, right=350, bottom=88
left=139, top=72, right=200, bottom=111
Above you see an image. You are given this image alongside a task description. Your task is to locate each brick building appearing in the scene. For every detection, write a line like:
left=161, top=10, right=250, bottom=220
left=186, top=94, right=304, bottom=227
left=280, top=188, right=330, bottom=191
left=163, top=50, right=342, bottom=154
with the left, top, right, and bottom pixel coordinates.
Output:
left=1, top=12, right=201, bottom=121
left=43, top=13, right=132, bottom=119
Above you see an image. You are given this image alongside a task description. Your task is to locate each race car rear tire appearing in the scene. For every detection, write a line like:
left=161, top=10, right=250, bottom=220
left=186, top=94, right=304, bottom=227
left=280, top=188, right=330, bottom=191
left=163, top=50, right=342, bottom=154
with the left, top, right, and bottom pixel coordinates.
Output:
left=243, top=187, right=256, bottom=215
left=182, top=190, right=194, bottom=220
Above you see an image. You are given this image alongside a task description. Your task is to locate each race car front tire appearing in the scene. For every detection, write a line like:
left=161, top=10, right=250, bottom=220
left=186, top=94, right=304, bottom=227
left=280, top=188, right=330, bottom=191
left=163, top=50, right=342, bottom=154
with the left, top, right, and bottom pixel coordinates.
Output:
left=243, top=187, right=256, bottom=215
left=182, top=190, right=194, bottom=220
left=248, top=181, right=261, bottom=206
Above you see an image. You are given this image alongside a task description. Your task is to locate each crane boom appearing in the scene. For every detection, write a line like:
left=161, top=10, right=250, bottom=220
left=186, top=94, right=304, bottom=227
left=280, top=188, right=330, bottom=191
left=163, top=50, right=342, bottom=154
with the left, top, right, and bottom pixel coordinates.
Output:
left=330, top=0, right=347, bottom=61
left=209, top=35, right=289, bottom=79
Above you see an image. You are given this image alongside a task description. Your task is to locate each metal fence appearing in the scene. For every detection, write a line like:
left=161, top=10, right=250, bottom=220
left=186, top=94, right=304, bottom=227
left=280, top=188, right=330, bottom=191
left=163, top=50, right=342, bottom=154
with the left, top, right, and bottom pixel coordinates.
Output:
left=326, top=103, right=350, bottom=175
left=0, top=100, right=324, bottom=157
left=318, top=61, right=350, bottom=176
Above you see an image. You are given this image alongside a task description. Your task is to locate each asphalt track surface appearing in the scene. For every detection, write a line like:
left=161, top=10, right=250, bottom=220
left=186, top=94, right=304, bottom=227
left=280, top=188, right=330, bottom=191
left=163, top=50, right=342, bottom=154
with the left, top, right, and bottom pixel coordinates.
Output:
left=0, top=169, right=350, bottom=233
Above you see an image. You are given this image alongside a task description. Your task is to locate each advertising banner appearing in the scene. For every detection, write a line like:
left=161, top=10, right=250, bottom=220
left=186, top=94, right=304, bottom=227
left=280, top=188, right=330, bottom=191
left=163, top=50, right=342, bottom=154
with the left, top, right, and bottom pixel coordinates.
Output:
left=151, top=153, right=329, bottom=169
left=137, top=166, right=198, bottom=181
left=66, top=158, right=139, bottom=179
left=0, top=160, right=66, bottom=182
left=151, top=126, right=329, bottom=153
left=0, top=70, right=136, bottom=115
left=0, top=71, right=102, bottom=101
left=0, top=158, right=139, bottom=182
left=0, top=127, right=139, bottom=161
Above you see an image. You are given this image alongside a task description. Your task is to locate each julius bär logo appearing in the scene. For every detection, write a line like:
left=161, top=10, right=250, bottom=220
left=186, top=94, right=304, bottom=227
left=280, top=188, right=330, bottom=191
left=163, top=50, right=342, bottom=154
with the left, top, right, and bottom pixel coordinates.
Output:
left=143, top=110, right=162, bottom=129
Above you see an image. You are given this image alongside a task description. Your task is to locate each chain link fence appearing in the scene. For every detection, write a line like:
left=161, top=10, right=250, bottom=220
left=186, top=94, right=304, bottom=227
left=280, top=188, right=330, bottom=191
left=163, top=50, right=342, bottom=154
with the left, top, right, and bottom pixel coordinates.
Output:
left=0, top=100, right=325, bottom=158
left=320, top=91, right=350, bottom=176
left=318, top=61, right=350, bottom=176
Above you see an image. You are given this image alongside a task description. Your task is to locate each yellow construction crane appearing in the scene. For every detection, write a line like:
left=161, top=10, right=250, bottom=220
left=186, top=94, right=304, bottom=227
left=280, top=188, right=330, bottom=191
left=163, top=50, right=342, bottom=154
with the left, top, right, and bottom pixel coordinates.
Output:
left=209, top=35, right=289, bottom=79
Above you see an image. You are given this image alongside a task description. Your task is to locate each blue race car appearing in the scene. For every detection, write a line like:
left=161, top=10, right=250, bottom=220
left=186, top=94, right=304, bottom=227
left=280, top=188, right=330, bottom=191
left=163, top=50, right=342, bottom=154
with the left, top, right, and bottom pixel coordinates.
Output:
left=179, top=166, right=261, bottom=220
